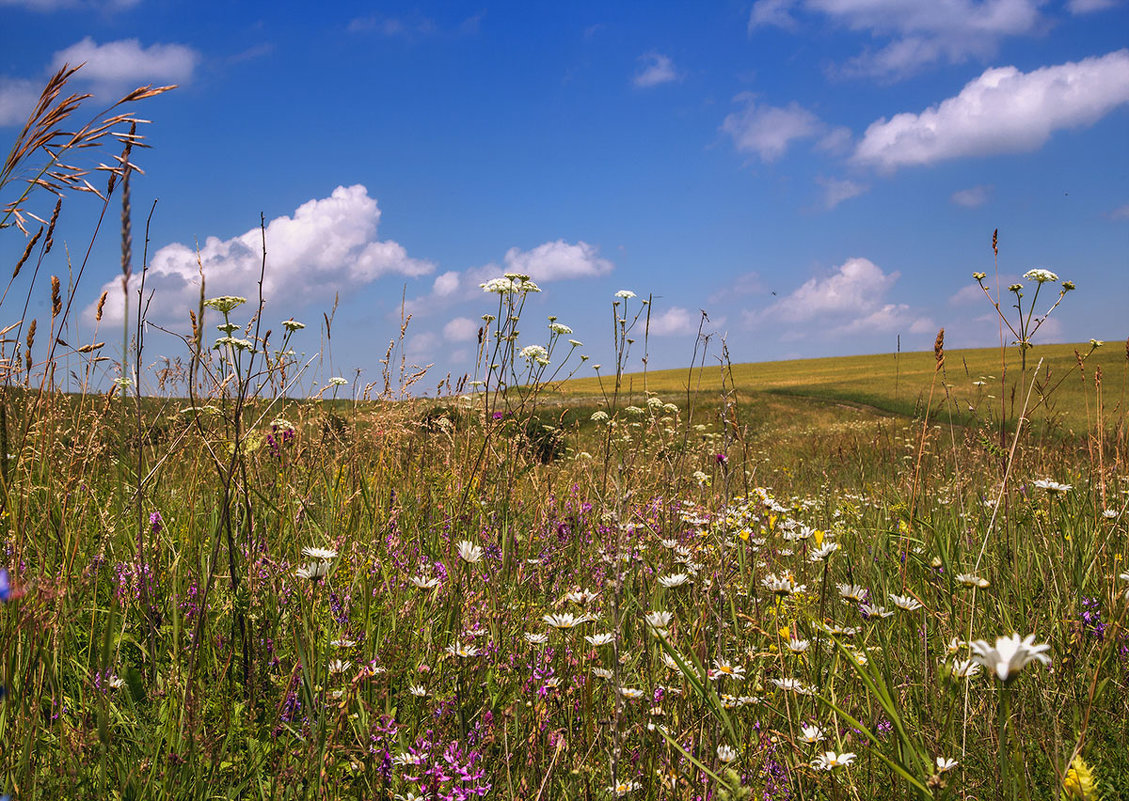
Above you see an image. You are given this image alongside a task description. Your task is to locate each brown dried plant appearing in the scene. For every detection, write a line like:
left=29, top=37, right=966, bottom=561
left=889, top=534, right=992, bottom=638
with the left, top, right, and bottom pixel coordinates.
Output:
left=1, top=63, right=174, bottom=234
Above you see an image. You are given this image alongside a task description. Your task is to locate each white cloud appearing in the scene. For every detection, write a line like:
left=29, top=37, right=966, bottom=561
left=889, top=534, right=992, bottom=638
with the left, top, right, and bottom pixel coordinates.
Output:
left=748, top=0, right=799, bottom=31
left=432, top=271, right=460, bottom=297
left=761, top=257, right=898, bottom=324
left=634, top=52, right=680, bottom=87
left=503, top=240, right=613, bottom=281
left=0, top=77, right=39, bottom=126
left=951, top=185, right=992, bottom=207
left=854, top=50, right=1129, bottom=170
left=443, top=317, right=478, bottom=342
left=647, top=306, right=698, bottom=336
left=752, top=0, right=1047, bottom=79
left=51, top=37, right=199, bottom=87
left=404, top=240, right=614, bottom=317
left=1068, top=0, right=1117, bottom=12
left=948, top=273, right=1019, bottom=305
left=1109, top=203, right=1129, bottom=220
left=88, top=185, right=433, bottom=328
left=722, top=94, right=821, bottom=162
left=745, top=257, right=929, bottom=337
left=818, top=176, right=868, bottom=209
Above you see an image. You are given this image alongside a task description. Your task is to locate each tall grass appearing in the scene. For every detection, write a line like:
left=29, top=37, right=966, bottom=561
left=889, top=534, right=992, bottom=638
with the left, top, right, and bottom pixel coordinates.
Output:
left=1, top=70, right=1127, bottom=801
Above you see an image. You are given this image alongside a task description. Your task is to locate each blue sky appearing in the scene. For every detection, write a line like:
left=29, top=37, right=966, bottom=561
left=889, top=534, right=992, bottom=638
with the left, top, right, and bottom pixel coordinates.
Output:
left=2, top=0, right=1127, bottom=394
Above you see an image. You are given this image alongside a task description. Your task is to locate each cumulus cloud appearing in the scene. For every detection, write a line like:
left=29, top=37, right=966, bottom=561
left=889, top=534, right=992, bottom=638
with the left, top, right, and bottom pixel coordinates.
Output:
left=404, top=240, right=614, bottom=316
left=51, top=37, right=200, bottom=87
left=87, top=185, right=433, bottom=328
left=503, top=240, right=613, bottom=282
left=951, top=185, right=992, bottom=207
left=722, top=94, right=821, bottom=162
left=749, top=0, right=1047, bottom=79
left=854, top=50, right=1129, bottom=170
left=443, top=317, right=479, bottom=342
left=634, top=53, right=679, bottom=87
left=949, top=273, right=1018, bottom=305
left=818, top=176, right=868, bottom=209
left=647, top=306, right=698, bottom=336
left=745, top=257, right=930, bottom=337
left=0, top=77, right=40, bottom=126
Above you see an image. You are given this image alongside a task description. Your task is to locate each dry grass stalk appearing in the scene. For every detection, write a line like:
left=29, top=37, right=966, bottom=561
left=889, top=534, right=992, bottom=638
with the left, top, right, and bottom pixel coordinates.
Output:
left=1, top=63, right=174, bottom=233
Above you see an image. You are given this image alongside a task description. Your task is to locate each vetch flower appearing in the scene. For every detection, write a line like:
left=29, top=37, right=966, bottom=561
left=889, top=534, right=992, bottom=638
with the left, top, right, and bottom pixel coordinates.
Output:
left=969, top=633, right=1051, bottom=681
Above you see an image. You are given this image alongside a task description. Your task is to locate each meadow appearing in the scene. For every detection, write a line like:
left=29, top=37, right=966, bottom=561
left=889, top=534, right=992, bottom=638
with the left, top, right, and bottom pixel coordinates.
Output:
left=2, top=70, right=1128, bottom=801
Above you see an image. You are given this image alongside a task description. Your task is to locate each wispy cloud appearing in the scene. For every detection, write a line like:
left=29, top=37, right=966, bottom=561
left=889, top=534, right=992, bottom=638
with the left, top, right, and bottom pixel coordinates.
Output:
left=951, top=185, right=992, bottom=207
left=647, top=306, right=699, bottom=336
left=1109, top=203, right=1129, bottom=220
left=1067, top=0, right=1118, bottom=13
left=0, top=0, right=139, bottom=10
left=88, top=185, right=433, bottom=328
left=721, top=93, right=821, bottom=162
left=749, top=0, right=1047, bottom=80
left=0, top=77, right=40, bottom=126
left=854, top=50, right=1129, bottom=171
left=51, top=37, right=199, bottom=88
left=633, top=52, right=680, bottom=87
left=818, top=176, right=868, bottom=209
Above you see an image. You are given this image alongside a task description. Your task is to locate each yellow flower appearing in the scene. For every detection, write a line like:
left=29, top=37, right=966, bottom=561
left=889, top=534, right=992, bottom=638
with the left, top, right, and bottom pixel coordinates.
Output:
left=1062, top=754, right=1097, bottom=801
left=812, top=529, right=825, bottom=547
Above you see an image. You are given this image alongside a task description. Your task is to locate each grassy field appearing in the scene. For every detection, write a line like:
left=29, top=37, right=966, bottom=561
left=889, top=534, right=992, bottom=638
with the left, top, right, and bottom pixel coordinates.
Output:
left=560, top=341, right=1128, bottom=436
left=3, top=78, right=1128, bottom=801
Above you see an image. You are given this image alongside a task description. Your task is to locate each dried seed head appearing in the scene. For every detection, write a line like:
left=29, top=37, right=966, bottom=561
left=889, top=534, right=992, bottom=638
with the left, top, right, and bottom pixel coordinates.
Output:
left=13, top=227, right=42, bottom=279
left=44, top=198, right=62, bottom=255
left=51, top=275, right=62, bottom=318
left=992, top=228, right=998, bottom=258
left=934, top=328, right=945, bottom=365
left=95, top=291, right=108, bottom=321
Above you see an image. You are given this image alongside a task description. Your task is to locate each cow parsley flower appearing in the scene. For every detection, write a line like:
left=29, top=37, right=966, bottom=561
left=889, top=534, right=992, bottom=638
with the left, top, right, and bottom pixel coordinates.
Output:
left=1023, top=268, right=1058, bottom=283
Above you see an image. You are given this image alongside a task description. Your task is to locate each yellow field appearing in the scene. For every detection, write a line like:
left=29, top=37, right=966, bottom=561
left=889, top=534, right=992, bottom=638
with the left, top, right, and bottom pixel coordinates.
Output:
left=559, top=341, right=1127, bottom=432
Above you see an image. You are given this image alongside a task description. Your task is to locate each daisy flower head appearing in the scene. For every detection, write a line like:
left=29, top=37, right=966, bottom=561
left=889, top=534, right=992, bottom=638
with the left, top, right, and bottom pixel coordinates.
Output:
left=1032, top=478, right=1072, bottom=494
left=585, top=632, right=615, bottom=647
left=785, top=638, right=810, bottom=654
left=837, top=583, right=868, bottom=603
left=936, top=757, right=958, bottom=773
left=969, top=633, right=1051, bottom=682
left=956, top=573, right=990, bottom=589
left=645, top=610, right=674, bottom=633
left=297, top=560, right=330, bottom=582
left=889, top=593, right=923, bottom=611
left=409, top=574, right=440, bottom=590
left=811, top=751, right=856, bottom=771
left=657, top=572, right=691, bottom=588
left=446, top=640, right=480, bottom=658
left=456, top=540, right=484, bottom=564
left=717, top=744, right=739, bottom=763
left=543, top=612, right=591, bottom=630
left=946, top=658, right=981, bottom=679
left=809, top=542, right=840, bottom=562
left=860, top=603, right=894, bottom=620
left=606, top=780, right=642, bottom=796
left=302, top=546, right=338, bottom=561
left=800, top=724, right=825, bottom=744
left=619, top=687, right=644, bottom=700
left=524, top=632, right=549, bottom=645
left=709, top=659, right=746, bottom=681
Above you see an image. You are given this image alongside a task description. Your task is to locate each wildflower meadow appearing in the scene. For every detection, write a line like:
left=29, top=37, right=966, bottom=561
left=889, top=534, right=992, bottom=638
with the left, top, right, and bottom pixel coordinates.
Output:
left=1, top=67, right=1127, bottom=801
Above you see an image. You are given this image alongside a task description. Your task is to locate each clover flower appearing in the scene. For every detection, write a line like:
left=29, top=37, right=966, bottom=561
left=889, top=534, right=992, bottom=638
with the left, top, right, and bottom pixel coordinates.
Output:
left=969, top=633, right=1051, bottom=682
